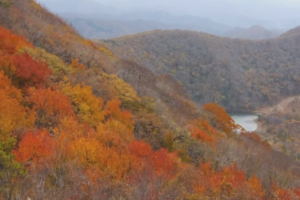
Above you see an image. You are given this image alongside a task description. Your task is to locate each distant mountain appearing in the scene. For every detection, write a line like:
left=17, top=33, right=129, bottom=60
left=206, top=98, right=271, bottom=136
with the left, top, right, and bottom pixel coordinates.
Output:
left=61, top=11, right=232, bottom=39
left=64, top=16, right=232, bottom=39
left=60, top=11, right=285, bottom=40
left=224, top=25, right=282, bottom=40
left=65, top=18, right=171, bottom=39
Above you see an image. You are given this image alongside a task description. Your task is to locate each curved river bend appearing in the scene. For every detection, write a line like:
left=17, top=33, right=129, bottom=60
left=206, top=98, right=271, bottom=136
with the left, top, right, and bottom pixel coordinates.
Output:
left=231, top=114, right=258, bottom=132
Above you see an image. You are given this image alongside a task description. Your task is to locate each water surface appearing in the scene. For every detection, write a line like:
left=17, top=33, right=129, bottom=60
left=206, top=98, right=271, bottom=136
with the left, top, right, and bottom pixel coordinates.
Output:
left=231, top=114, right=258, bottom=132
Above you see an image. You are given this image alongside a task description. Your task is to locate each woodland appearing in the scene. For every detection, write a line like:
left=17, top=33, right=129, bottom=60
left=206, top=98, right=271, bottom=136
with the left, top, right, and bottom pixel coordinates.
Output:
left=0, top=0, right=300, bottom=199
left=104, top=28, right=300, bottom=112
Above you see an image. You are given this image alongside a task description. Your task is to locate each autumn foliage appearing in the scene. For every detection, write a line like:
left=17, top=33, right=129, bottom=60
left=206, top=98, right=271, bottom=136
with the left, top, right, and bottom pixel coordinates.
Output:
left=203, top=103, right=242, bottom=135
left=0, top=25, right=299, bottom=200
left=0, top=27, right=31, bottom=54
left=189, top=119, right=218, bottom=146
left=13, top=53, right=51, bottom=87
left=14, top=130, right=54, bottom=169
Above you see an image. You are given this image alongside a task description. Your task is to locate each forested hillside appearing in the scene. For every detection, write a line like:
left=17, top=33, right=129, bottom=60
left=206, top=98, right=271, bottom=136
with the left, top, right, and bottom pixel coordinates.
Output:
left=1, top=0, right=300, bottom=199
left=104, top=29, right=300, bottom=112
left=257, top=96, right=300, bottom=160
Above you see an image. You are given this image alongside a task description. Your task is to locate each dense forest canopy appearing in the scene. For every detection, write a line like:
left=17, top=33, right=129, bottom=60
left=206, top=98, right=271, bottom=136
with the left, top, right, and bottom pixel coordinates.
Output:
left=104, top=29, right=300, bottom=112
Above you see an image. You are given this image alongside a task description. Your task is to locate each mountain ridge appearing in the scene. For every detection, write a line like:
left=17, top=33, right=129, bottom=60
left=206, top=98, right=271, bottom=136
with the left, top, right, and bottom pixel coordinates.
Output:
left=224, top=25, right=281, bottom=40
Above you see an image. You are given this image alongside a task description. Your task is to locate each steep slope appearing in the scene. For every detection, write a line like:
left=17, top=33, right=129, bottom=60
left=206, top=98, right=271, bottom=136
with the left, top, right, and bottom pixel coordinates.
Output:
left=104, top=29, right=300, bottom=112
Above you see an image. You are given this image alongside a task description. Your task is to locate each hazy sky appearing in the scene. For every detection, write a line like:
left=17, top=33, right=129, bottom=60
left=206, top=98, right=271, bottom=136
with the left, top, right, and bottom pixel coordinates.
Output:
left=38, top=0, right=300, bottom=28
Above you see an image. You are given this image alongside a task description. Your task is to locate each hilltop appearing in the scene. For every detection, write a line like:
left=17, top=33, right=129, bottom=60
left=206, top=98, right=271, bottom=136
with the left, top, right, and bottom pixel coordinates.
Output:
left=224, top=25, right=281, bottom=40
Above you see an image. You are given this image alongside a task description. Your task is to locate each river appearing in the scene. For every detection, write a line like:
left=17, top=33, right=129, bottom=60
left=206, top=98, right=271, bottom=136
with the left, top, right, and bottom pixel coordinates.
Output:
left=231, top=114, right=258, bottom=132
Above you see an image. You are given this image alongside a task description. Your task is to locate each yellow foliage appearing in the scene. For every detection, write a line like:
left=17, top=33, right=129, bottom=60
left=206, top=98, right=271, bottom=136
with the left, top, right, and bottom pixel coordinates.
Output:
left=61, top=82, right=104, bottom=128
left=100, top=72, right=140, bottom=102
left=69, top=136, right=131, bottom=179
left=0, top=72, right=34, bottom=139
left=98, top=46, right=115, bottom=58
left=97, top=119, right=134, bottom=142
left=69, top=137, right=101, bottom=167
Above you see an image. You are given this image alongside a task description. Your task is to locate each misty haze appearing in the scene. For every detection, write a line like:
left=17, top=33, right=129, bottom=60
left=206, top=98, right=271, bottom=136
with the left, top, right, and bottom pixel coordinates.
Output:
left=37, top=0, right=300, bottom=39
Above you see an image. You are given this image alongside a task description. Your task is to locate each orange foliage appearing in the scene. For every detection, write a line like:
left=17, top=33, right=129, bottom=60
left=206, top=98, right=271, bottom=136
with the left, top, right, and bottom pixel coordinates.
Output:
left=0, top=27, right=31, bottom=54
left=69, top=136, right=132, bottom=180
left=129, top=140, right=153, bottom=170
left=53, top=116, right=91, bottom=140
left=68, top=137, right=102, bottom=167
left=100, top=98, right=135, bottom=141
left=104, top=98, right=134, bottom=125
left=0, top=50, right=15, bottom=77
left=28, top=87, right=74, bottom=119
left=222, top=163, right=246, bottom=188
left=0, top=70, right=22, bottom=100
left=203, top=103, right=241, bottom=135
left=129, top=140, right=153, bottom=158
left=61, top=83, right=105, bottom=128
left=197, top=162, right=249, bottom=197
left=294, top=188, right=300, bottom=197
left=13, top=53, right=51, bottom=87
left=70, top=58, right=84, bottom=71
left=150, top=148, right=179, bottom=179
left=276, top=189, right=293, bottom=200
left=51, top=117, right=95, bottom=167
left=190, top=119, right=218, bottom=146
left=247, top=176, right=265, bottom=198
left=196, top=120, right=218, bottom=136
left=191, top=128, right=215, bottom=146
left=97, top=119, right=134, bottom=142
left=14, top=130, right=54, bottom=169
left=0, top=71, right=34, bottom=138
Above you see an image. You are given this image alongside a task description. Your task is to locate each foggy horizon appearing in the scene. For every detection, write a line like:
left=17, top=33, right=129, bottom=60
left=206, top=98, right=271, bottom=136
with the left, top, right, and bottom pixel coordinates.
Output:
left=38, top=0, right=300, bottom=29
